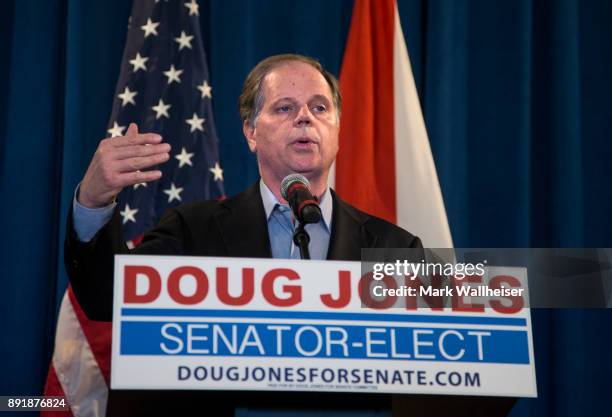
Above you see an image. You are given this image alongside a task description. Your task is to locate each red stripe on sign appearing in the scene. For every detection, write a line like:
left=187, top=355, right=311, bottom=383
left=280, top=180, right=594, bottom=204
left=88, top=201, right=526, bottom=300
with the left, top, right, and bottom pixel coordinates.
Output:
left=336, top=0, right=397, bottom=223
left=41, top=364, right=73, bottom=417
left=67, top=286, right=112, bottom=385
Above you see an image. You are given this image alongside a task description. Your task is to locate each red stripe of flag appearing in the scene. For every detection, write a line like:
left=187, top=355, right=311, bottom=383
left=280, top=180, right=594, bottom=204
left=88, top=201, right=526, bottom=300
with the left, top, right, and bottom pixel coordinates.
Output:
left=67, top=287, right=112, bottom=384
left=336, top=0, right=397, bottom=223
left=41, top=364, right=73, bottom=417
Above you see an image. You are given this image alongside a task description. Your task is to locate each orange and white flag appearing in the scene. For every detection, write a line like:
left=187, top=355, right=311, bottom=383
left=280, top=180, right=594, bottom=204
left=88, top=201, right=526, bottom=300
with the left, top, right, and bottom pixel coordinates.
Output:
left=332, top=0, right=453, bottom=248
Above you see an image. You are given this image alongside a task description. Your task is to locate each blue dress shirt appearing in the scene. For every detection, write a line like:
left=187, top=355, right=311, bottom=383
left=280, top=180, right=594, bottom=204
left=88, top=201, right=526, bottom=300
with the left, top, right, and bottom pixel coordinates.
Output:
left=259, top=180, right=332, bottom=260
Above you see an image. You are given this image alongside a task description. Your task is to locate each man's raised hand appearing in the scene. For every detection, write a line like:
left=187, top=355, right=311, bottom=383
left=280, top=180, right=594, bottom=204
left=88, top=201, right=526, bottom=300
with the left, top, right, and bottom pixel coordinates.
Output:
left=78, top=123, right=170, bottom=208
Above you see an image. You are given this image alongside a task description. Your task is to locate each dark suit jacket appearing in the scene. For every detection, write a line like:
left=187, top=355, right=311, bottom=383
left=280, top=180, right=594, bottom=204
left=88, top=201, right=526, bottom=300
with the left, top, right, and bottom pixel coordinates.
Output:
left=66, top=182, right=422, bottom=321
left=65, top=182, right=423, bottom=416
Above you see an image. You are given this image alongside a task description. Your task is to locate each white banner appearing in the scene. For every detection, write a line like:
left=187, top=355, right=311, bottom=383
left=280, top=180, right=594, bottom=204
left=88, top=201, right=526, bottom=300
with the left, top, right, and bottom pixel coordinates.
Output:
left=111, top=255, right=537, bottom=397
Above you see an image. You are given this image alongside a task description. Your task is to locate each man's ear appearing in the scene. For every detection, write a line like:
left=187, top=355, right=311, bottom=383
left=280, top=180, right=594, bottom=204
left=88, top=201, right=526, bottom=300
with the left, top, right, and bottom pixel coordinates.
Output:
left=243, top=120, right=257, bottom=153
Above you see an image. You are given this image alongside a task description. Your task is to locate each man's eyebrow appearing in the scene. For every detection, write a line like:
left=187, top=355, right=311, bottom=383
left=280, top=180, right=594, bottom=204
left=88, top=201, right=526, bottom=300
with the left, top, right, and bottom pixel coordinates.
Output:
left=270, top=97, right=297, bottom=105
left=309, top=94, right=332, bottom=103
left=269, top=94, right=332, bottom=106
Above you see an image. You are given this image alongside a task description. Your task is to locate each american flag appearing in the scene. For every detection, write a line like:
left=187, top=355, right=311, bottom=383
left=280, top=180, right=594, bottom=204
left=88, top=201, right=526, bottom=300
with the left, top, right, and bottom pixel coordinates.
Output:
left=110, top=0, right=225, bottom=240
left=43, top=1, right=223, bottom=415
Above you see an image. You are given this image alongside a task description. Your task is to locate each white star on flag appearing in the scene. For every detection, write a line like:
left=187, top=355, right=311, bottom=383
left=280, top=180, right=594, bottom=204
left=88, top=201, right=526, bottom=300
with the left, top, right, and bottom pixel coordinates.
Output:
left=107, top=122, right=125, bottom=138
left=117, top=86, right=137, bottom=107
left=209, top=162, right=224, bottom=181
left=151, top=99, right=171, bottom=119
left=163, top=65, right=183, bottom=84
left=184, top=0, right=199, bottom=16
left=163, top=182, right=184, bottom=203
left=185, top=113, right=205, bottom=132
left=197, top=80, right=212, bottom=99
left=120, top=203, right=139, bottom=224
left=175, top=147, right=194, bottom=167
left=140, top=18, right=160, bottom=38
left=174, top=31, right=194, bottom=50
left=129, top=53, right=148, bottom=72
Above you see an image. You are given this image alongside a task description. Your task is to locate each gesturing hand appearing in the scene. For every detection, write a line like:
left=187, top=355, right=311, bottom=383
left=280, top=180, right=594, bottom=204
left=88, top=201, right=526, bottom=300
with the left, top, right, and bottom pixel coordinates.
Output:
left=78, top=123, right=171, bottom=208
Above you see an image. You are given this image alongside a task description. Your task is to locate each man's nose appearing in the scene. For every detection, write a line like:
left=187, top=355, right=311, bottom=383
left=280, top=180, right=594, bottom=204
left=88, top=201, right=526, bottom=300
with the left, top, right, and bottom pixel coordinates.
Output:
left=294, top=105, right=313, bottom=126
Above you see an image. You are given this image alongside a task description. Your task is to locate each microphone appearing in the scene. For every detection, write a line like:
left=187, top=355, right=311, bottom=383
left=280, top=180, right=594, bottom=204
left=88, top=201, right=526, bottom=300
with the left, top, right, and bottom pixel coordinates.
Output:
left=280, top=174, right=322, bottom=224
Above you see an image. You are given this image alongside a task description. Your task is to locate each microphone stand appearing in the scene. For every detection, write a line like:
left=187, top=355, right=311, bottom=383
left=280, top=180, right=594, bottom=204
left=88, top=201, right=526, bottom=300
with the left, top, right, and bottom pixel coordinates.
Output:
left=293, top=222, right=311, bottom=260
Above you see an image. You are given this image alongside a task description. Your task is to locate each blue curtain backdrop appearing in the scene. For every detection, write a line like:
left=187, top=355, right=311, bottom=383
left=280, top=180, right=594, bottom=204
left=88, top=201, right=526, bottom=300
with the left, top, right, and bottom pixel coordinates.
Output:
left=1, top=0, right=611, bottom=416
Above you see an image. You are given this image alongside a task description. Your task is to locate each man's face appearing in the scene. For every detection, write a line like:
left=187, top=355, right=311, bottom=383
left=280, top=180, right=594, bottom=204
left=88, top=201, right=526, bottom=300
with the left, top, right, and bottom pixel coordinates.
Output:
left=243, top=61, right=339, bottom=185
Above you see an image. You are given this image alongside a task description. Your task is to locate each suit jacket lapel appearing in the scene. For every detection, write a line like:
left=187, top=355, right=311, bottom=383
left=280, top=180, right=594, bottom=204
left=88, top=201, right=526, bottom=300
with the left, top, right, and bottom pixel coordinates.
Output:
left=214, top=182, right=272, bottom=258
left=214, top=184, right=377, bottom=261
left=327, top=190, right=378, bottom=261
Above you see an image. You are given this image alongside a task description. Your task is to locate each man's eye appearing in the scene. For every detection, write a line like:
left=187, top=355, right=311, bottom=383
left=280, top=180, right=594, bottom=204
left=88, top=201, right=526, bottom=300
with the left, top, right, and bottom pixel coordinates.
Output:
left=312, top=105, right=327, bottom=112
left=276, top=106, right=292, bottom=113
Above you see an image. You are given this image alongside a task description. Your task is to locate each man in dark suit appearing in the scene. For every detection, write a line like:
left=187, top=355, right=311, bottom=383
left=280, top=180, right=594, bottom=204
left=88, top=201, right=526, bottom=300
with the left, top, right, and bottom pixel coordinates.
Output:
left=66, top=54, right=424, bottom=416
left=68, top=53, right=422, bottom=319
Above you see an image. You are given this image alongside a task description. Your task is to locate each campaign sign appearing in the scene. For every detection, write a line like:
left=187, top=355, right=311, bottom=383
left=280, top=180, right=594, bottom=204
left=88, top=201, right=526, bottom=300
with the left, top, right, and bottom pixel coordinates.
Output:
left=111, top=255, right=537, bottom=397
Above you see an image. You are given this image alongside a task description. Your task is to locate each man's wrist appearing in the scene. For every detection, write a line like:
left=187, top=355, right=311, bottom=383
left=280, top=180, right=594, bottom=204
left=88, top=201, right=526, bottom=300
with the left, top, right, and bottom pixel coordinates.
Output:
left=72, top=184, right=117, bottom=242
left=77, top=186, right=115, bottom=209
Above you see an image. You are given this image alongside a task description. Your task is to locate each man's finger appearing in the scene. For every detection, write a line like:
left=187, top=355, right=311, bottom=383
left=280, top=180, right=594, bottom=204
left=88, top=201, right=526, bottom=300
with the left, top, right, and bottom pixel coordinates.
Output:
left=118, top=169, right=163, bottom=186
left=116, top=153, right=170, bottom=173
left=112, top=132, right=163, bottom=147
left=113, top=143, right=171, bottom=160
left=125, top=122, right=139, bottom=138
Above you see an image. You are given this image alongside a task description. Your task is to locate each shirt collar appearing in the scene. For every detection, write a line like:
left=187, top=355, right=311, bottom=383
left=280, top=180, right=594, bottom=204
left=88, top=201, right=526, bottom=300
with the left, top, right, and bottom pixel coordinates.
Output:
left=259, top=178, right=333, bottom=231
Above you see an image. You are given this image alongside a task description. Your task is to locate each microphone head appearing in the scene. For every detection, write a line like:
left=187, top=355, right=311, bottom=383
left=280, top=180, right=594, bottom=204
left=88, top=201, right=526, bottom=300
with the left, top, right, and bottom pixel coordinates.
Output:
left=280, top=173, right=310, bottom=200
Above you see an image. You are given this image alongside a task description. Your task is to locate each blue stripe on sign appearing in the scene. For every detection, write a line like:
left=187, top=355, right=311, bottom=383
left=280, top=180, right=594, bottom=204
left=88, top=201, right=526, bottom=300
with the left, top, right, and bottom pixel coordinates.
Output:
left=121, top=308, right=527, bottom=326
left=120, top=321, right=531, bottom=364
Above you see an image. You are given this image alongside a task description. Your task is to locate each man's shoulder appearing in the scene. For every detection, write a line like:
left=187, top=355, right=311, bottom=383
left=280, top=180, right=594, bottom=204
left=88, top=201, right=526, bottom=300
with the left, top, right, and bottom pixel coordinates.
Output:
left=355, top=205, right=420, bottom=243
left=332, top=191, right=422, bottom=248
left=171, top=183, right=260, bottom=222
left=173, top=199, right=223, bottom=217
